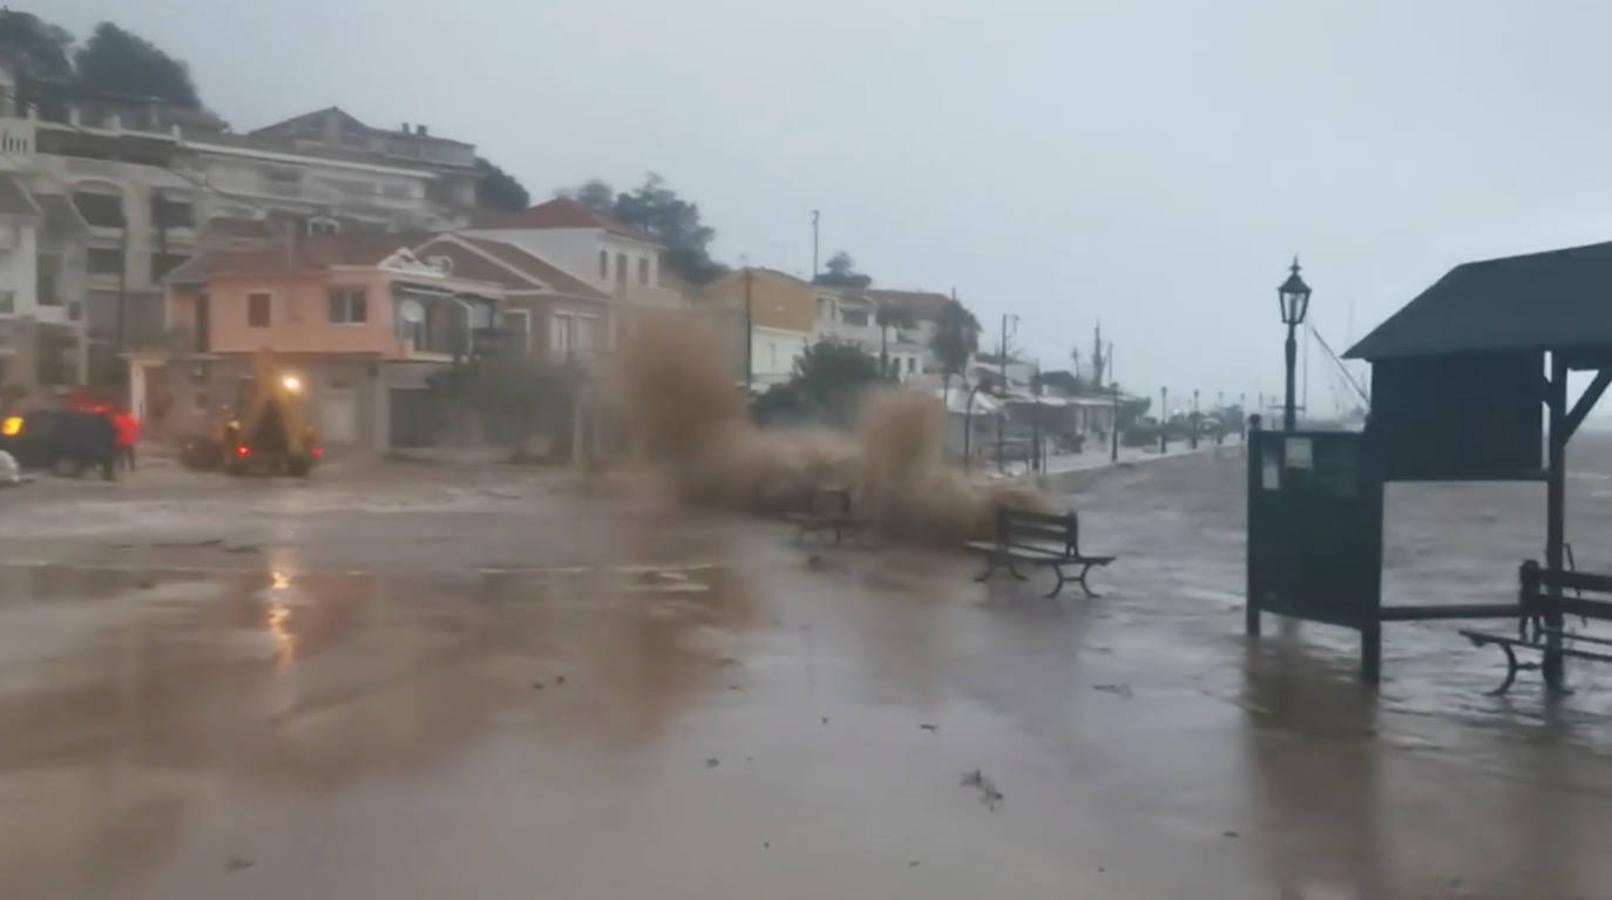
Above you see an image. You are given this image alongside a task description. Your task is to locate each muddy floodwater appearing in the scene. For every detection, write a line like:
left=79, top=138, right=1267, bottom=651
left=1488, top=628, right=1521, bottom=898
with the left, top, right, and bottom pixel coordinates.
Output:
left=6, top=441, right=1612, bottom=898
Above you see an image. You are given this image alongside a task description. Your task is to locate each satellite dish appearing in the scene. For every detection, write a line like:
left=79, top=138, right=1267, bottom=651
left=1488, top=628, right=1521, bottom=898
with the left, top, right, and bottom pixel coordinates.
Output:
left=399, top=299, right=426, bottom=324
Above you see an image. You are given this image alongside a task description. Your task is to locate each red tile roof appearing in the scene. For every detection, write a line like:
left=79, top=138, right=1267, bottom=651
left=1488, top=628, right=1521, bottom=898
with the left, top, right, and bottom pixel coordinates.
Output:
left=167, top=232, right=437, bottom=283
left=473, top=198, right=659, bottom=245
left=415, top=234, right=608, bottom=300
left=419, top=233, right=606, bottom=301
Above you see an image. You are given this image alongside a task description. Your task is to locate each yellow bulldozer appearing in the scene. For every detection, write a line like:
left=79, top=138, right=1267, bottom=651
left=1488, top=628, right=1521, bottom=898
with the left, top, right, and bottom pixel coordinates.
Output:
left=187, top=350, right=321, bottom=477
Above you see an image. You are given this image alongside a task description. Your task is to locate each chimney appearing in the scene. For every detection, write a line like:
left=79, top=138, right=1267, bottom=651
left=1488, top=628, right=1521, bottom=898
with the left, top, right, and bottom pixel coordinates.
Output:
left=418, top=124, right=429, bottom=137
left=402, top=122, right=410, bottom=134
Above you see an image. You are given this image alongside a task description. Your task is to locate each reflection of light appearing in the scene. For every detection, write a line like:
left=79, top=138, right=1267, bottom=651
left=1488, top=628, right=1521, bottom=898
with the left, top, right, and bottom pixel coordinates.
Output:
left=0, top=417, right=20, bottom=437
left=271, top=569, right=292, bottom=591
left=267, top=601, right=295, bottom=670
left=280, top=374, right=303, bottom=394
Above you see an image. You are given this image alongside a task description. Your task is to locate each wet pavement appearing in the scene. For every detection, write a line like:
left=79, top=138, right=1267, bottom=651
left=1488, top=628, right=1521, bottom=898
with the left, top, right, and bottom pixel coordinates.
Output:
left=5, top=449, right=1612, bottom=897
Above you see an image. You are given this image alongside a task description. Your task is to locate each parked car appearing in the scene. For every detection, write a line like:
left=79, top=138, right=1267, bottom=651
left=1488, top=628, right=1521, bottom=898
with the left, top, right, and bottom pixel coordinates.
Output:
left=0, top=410, right=117, bottom=480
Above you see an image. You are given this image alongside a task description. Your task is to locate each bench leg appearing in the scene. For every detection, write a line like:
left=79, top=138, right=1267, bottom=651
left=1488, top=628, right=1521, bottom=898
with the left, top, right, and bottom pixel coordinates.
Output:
left=974, top=554, right=999, bottom=583
left=1007, top=560, right=1028, bottom=582
left=1491, top=644, right=1523, bottom=696
left=1044, top=566, right=1066, bottom=599
left=1075, top=563, right=1099, bottom=599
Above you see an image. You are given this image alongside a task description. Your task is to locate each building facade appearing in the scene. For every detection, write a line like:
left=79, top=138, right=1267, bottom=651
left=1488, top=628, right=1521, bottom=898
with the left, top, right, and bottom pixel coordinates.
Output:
left=0, top=71, right=482, bottom=397
left=156, top=233, right=504, bottom=451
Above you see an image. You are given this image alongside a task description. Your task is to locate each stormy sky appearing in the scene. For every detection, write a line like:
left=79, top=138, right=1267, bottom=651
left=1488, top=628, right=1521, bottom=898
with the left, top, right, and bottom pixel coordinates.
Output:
left=45, top=0, right=1612, bottom=417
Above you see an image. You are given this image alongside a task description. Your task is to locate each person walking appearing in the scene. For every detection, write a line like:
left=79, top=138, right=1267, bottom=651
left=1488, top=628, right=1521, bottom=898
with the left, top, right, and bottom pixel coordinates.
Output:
left=112, top=408, right=139, bottom=472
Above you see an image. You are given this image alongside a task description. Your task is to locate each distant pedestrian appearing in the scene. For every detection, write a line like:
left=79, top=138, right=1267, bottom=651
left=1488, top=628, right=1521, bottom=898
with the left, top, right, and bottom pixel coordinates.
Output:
left=112, top=409, right=139, bottom=471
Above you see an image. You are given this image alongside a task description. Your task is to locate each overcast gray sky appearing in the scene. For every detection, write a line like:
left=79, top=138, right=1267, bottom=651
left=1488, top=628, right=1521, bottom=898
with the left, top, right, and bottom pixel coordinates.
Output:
left=44, top=0, right=1612, bottom=415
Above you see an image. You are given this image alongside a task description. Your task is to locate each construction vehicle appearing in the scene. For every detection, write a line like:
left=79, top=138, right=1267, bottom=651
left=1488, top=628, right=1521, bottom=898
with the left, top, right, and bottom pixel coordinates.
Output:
left=216, top=350, right=322, bottom=477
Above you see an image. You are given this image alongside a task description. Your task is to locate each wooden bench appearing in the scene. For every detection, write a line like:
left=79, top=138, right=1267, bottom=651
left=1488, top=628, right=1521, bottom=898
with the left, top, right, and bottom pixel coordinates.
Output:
left=965, top=507, right=1116, bottom=598
left=1459, top=560, right=1612, bottom=694
left=784, top=485, right=871, bottom=545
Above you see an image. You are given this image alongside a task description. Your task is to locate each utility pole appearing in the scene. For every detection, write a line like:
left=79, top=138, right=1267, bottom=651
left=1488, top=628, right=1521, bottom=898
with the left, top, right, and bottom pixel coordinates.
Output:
left=1031, top=362, right=1042, bottom=474
left=1190, top=388, right=1200, bottom=450
left=1109, top=341, right=1119, bottom=463
left=743, top=266, right=754, bottom=392
left=996, top=313, right=1017, bottom=474
left=810, top=210, right=820, bottom=282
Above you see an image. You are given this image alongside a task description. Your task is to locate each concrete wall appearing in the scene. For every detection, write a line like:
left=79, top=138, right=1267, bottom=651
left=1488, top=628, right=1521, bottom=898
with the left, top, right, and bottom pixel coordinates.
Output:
left=751, top=326, right=809, bottom=386
left=700, top=269, right=818, bottom=334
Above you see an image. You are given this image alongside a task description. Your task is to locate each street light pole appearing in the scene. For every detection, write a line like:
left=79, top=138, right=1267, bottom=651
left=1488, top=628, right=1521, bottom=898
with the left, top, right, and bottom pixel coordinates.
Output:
left=743, top=266, right=754, bottom=393
left=1277, top=257, right=1312, bottom=433
left=1284, top=321, right=1298, bottom=431
left=1191, top=388, right=1200, bottom=450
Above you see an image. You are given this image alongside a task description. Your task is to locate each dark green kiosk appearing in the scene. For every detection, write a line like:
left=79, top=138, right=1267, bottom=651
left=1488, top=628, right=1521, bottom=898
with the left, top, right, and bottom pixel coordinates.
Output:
left=1247, top=240, right=1612, bottom=688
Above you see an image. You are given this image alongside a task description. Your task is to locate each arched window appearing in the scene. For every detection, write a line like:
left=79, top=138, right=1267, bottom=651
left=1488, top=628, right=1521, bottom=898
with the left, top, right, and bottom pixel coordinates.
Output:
left=615, top=253, right=627, bottom=285
left=598, top=250, right=609, bottom=279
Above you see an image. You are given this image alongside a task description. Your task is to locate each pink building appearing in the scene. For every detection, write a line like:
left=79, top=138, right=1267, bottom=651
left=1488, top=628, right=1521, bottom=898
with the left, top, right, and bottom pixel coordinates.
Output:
left=152, top=231, right=504, bottom=451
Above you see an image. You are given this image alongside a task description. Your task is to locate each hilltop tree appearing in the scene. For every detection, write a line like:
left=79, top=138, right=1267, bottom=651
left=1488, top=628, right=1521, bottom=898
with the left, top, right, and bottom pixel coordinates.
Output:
left=74, top=23, right=201, bottom=107
left=475, top=157, right=529, bottom=212
left=813, top=251, right=872, bottom=288
left=556, top=173, right=726, bottom=283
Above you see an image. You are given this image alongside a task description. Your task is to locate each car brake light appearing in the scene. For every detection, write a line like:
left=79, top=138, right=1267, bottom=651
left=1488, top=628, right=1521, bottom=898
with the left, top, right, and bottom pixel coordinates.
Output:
left=235, top=445, right=251, bottom=458
left=311, top=447, right=324, bottom=459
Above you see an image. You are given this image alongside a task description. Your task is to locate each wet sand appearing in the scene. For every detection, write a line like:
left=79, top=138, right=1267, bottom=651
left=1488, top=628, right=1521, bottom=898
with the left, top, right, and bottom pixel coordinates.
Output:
left=4, top=445, right=1612, bottom=898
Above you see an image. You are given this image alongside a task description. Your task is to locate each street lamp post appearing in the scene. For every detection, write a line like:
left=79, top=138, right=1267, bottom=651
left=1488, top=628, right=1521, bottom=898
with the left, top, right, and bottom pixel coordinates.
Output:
left=1159, top=386, right=1168, bottom=454
left=1190, top=388, right=1200, bottom=450
left=1277, top=257, right=1312, bottom=431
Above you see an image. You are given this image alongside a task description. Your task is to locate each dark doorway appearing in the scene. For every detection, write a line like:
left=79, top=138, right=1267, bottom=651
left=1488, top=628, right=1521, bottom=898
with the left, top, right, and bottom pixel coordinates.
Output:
left=194, top=294, right=211, bottom=353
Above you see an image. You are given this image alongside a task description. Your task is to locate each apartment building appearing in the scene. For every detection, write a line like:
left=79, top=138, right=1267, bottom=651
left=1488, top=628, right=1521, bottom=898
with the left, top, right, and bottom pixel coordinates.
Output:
left=0, top=62, right=482, bottom=395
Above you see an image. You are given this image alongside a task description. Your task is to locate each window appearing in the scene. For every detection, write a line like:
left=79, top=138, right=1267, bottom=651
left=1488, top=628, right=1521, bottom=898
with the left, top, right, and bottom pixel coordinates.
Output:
left=907, top=357, right=916, bottom=374
left=0, top=291, right=13, bottom=315
left=842, top=309, right=869, bottom=327
left=328, top=288, right=367, bottom=324
left=638, top=257, right=649, bottom=285
left=615, top=253, right=627, bottom=285
left=150, top=195, right=193, bottom=230
left=307, top=216, right=339, bottom=236
left=151, top=253, right=189, bottom=282
left=36, top=256, right=60, bottom=306
left=598, top=250, right=609, bottom=279
left=247, top=292, right=271, bottom=328
left=575, top=315, right=597, bottom=353
left=87, top=248, right=124, bottom=275
left=72, top=191, right=124, bottom=228
left=505, top=309, right=531, bottom=354
left=551, top=313, right=572, bottom=355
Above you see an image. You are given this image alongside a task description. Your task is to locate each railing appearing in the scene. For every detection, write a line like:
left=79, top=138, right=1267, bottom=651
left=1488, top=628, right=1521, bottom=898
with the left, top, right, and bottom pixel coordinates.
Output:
left=0, top=117, right=33, bottom=156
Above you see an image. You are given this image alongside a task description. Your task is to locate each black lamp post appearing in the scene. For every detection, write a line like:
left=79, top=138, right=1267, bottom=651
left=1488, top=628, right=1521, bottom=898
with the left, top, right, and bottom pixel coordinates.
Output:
left=1277, top=257, right=1312, bottom=431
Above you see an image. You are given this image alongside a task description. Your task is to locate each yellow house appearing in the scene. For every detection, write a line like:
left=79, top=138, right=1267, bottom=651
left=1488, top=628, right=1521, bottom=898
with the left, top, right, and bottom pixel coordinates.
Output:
left=699, top=267, right=817, bottom=386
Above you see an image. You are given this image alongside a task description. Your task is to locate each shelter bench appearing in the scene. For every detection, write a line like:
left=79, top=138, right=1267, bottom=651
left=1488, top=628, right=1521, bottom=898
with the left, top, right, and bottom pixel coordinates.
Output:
left=1459, top=561, right=1612, bottom=694
left=966, top=507, right=1115, bottom=598
left=784, top=486, right=870, bottom=545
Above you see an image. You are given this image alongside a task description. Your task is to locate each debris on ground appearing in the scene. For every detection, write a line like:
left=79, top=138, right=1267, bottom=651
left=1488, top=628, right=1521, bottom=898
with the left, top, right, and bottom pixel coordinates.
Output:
left=919, top=723, right=939, bottom=733
left=705, top=757, right=720, bottom=768
left=961, top=768, right=1004, bottom=811
left=1092, top=682, right=1134, bottom=698
left=532, top=681, right=544, bottom=690
left=226, top=856, right=254, bottom=873
left=224, top=544, right=261, bottom=554
left=555, top=675, right=565, bottom=685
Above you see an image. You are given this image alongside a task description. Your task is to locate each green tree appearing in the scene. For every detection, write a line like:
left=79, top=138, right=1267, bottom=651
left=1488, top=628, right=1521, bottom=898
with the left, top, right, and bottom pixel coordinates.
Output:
left=475, top=157, right=530, bottom=212
left=561, top=179, right=615, bottom=215
left=792, top=340, right=883, bottom=426
left=557, top=174, right=727, bottom=283
left=813, top=251, right=872, bottom=288
left=0, top=10, right=73, bottom=85
left=931, top=298, right=980, bottom=402
left=74, top=22, right=201, bottom=108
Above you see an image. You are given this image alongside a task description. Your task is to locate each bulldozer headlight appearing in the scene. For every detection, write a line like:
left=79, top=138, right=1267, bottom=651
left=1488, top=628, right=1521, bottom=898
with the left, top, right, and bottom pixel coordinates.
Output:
left=280, top=374, right=303, bottom=394
left=0, top=417, right=20, bottom=437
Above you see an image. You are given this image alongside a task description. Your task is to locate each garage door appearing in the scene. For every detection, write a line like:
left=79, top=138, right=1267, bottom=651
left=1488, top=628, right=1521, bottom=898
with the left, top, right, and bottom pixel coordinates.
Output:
left=319, top=388, right=358, bottom=444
